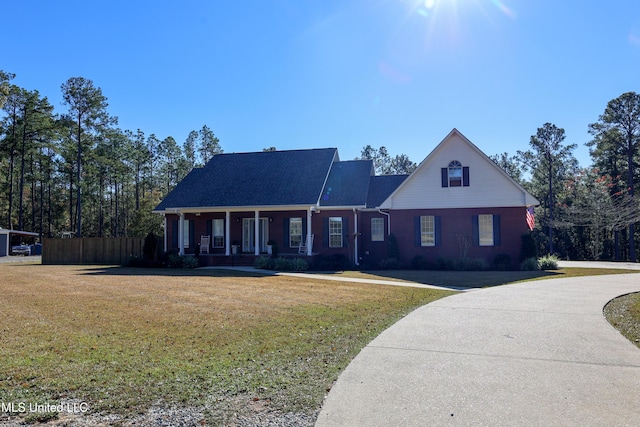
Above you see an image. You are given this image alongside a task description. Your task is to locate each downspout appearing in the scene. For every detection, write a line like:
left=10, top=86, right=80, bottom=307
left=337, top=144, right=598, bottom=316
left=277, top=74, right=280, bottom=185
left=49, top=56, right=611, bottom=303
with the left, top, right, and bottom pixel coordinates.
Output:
left=353, top=208, right=359, bottom=266
left=377, top=209, right=391, bottom=235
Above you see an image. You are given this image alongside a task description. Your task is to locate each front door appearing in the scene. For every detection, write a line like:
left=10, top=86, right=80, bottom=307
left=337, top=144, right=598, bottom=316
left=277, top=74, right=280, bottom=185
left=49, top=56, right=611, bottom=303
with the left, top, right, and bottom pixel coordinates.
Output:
left=242, top=218, right=269, bottom=253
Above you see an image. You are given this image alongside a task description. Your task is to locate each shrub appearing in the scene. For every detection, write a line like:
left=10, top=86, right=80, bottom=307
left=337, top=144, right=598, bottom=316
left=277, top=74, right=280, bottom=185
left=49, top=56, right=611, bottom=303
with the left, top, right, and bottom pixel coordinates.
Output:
left=387, top=233, right=400, bottom=259
left=255, top=256, right=274, bottom=270
left=379, top=257, right=402, bottom=270
left=520, top=257, right=540, bottom=271
left=455, top=257, right=489, bottom=271
left=166, top=253, right=198, bottom=269
left=493, top=253, right=512, bottom=271
left=289, top=257, right=309, bottom=272
left=167, top=253, right=183, bottom=268
left=521, top=233, right=537, bottom=261
left=436, top=257, right=456, bottom=271
left=143, top=232, right=158, bottom=261
left=317, top=254, right=352, bottom=271
left=538, top=254, right=559, bottom=270
left=181, top=255, right=199, bottom=269
left=256, top=256, right=309, bottom=272
left=411, top=255, right=428, bottom=270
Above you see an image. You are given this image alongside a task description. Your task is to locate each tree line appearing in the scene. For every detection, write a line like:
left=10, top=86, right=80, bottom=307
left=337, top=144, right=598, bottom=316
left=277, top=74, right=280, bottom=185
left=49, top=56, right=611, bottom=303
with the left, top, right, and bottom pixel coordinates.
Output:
left=0, top=71, right=221, bottom=239
left=1, top=70, right=638, bottom=261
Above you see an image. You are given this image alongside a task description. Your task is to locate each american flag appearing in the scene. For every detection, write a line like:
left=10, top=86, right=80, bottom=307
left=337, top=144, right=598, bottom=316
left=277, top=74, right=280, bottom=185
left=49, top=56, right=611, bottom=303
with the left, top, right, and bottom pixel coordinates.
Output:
left=526, top=206, right=535, bottom=231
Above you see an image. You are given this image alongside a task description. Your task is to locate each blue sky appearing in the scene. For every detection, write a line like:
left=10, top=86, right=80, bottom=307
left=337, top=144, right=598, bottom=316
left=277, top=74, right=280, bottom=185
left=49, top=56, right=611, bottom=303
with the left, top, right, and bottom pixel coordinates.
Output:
left=4, top=0, right=640, bottom=168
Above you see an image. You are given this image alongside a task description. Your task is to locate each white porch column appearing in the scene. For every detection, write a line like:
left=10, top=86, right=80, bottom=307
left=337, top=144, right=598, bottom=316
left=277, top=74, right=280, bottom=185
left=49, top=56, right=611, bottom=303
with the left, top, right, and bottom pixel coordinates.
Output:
left=307, top=208, right=313, bottom=256
left=225, top=211, right=231, bottom=256
left=178, top=211, right=185, bottom=255
left=254, top=210, right=260, bottom=256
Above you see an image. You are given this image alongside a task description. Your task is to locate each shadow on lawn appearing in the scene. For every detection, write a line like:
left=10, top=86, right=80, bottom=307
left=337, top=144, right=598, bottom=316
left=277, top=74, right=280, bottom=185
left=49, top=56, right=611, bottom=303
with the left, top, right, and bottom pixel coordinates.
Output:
left=315, top=269, right=563, bottom=288
left=75, top=265, right=274, bottom=279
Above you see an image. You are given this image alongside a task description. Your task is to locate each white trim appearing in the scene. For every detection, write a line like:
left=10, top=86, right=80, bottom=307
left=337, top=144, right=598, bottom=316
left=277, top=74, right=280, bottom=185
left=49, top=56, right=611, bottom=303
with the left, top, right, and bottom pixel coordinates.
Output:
left=153, top=204, right=316, bottom=214
left=307, top=209, right=313, bottom=256
left=316, top=150, right=341, bottom=206
left=178, top=212, right=185, bottom=255
left=254, top=211, right=260, bottom=256
left=353, top=208, right=359, bottom=266
left=379, top=128, right=539, bottom=209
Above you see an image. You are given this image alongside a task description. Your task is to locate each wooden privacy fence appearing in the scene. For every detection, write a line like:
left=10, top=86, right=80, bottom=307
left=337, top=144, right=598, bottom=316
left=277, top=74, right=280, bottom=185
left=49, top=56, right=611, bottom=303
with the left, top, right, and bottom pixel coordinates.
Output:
left=42, top=237, right=145, bottom=265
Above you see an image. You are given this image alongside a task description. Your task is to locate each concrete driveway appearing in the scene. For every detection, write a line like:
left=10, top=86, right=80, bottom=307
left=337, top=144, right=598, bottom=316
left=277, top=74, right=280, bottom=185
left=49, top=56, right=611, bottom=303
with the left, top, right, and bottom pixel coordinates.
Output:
left=316, top=273, right=640, bottom=426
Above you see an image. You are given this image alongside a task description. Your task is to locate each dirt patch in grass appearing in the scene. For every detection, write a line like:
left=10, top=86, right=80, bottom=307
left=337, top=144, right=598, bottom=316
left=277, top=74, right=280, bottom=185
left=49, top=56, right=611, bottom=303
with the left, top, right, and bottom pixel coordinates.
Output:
left=604, top=292, right=640, bottom=349
left=0, top=265, right=453, bottom=425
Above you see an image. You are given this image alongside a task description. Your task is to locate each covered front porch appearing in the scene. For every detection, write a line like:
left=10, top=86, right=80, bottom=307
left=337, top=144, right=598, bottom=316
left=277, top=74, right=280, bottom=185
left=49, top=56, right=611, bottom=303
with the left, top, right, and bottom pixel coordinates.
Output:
left=164, top=207, right=318, bottom=260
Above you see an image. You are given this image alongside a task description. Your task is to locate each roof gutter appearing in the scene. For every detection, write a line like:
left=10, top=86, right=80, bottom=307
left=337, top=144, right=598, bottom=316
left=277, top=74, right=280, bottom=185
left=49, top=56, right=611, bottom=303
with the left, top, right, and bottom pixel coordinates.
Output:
left=377, top=209, right=391, bottom=235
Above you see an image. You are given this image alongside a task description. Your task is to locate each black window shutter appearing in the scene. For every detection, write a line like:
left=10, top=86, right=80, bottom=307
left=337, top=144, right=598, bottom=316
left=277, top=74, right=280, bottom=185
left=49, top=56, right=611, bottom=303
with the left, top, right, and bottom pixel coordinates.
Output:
left=463, top=167, right=470, bottom=187
left=172, top=220, right=178, bottom=249
left=472, top=215, right=479, bottom=246
left=189, top=220, right=195, bottom=249
left=322, top=218, right=329, bottom=247
left=493, top=215, right=501, bottom=246
left=302, top=216, right=307, bottom=241
left=414, top=216, right=421, bottom=246
left=441, top=168, right=448, bottom=187
left=206, top=220, right=212, bottom=250
left=283, top=218, right=290, bottom=248
left=435, top=216, right=442, bottom=246
left=343, top=217, right=349, bottom=247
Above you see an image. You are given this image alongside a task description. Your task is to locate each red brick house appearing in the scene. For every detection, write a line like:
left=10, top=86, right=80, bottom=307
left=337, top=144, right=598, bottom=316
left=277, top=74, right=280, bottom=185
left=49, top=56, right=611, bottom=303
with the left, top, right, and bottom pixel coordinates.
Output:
left=153, top=129, right=538, bottom=268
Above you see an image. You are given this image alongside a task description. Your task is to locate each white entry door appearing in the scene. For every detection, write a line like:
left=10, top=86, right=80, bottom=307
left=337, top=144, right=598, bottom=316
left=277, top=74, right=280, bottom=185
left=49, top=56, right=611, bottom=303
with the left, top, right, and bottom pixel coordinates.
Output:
left=242, top=218, right=269, bottom=253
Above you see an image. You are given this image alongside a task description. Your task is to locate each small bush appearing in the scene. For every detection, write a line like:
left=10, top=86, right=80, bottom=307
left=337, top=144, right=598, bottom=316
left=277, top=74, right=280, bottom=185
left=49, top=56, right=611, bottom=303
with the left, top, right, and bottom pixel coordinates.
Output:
left=166, top=254, right=198, bottom=269
left=317, top=254, right=352, bottom=271
left=167, top=253, right=183, bottom=268
left=255, top=256, right=274, bottom=270
left=411, top=255, right=428, bottom=270
left=436, top=257, right=456, bottom=271
left=379, top=257, right=402, bottom=270
left=181, top=255, right=199, bottom=269
left=455, top=257, right=489, bottom=271
left=538, top=254, right=559, bottom=270
left=387, top=233, right=400, bottom=259
left=255, top=256, right=309, bottom=272
left=143, top=232, right=158, bottom=261
left=493, top=253, right=512, bottom=271
left=521, top=233, right=537, bottom=261
left=289, top=257, right=309, bottom=272
left=520, top=257, right=540, bottom=271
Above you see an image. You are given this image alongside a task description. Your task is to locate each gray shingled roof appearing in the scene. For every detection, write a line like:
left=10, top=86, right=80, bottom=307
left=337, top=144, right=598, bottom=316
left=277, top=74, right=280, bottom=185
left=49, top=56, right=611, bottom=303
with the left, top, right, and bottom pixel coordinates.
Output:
left=154, top=148, right=337, bottom=210
left=366, top=175, right=409, bottom=208
left=319, top=160, right=373, bottom=207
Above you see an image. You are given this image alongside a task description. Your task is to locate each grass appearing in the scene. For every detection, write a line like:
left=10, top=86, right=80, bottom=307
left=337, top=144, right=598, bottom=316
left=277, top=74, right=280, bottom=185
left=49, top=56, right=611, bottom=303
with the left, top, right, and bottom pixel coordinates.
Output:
left=2, top=264, right=638, bottom=424
left=604, top=292, right=640, bottom=349
left=322, top=267, right=640, bottom=288
left=0, top=265, right=454, bottom=424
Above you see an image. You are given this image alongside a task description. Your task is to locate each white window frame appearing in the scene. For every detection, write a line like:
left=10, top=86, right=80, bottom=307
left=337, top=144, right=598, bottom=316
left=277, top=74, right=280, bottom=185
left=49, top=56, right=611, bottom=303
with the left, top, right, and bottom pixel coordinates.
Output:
left=448, top=160, right=462, bottom=187
left=329, top=217, right=343, bottom=248
left=371, top=218, right=384, bottom=242
left=420, top=216, right=435, bottom=247
left=212, top=219, right=224, bottom=248
left=289, top=218, right=303, bottom=248
left=479, top=214, right=494, bottom=246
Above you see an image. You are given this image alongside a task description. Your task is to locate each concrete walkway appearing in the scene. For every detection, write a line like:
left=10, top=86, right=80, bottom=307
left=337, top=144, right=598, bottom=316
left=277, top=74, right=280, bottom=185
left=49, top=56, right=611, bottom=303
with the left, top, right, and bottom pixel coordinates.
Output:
left=316, top=273, right=640, bottom=426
